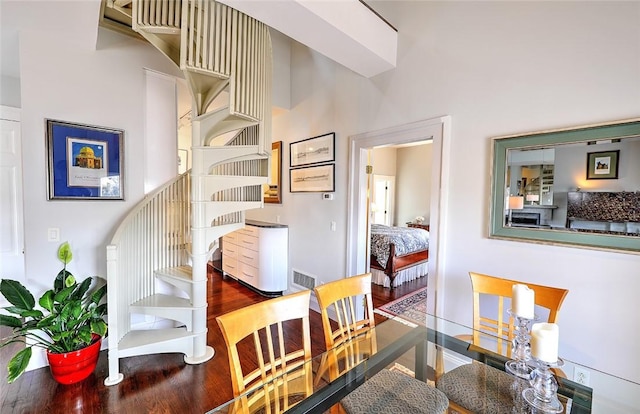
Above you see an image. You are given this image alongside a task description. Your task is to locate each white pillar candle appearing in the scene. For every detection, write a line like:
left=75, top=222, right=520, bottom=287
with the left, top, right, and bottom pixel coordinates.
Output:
left=512, top=284, right=535, bottom=319
left=531, top=323, right=560, bottom=363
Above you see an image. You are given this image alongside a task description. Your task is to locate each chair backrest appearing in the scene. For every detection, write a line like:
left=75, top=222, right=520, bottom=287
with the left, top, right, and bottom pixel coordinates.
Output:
left=216, top=290, right=312, bottom=413
left=313, top=273, right=375, bottom=378
left=468, top=272, right=569, bottom=353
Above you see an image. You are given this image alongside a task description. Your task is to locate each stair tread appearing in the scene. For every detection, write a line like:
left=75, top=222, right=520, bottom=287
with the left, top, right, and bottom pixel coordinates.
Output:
left=155, top=265, right=193, bottom=281
left=192, top=145, right=258, bottom=150
left=119, top=328, right=196, bottom=350
left=130, top=294, right=194, bottom=309
left=192, top=174, right=268, bottom=179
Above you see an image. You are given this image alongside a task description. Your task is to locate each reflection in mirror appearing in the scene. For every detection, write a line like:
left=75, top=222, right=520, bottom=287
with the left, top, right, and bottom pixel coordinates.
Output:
left=264, top=141, right=282, bottom=204
left=491, top=118, right=640, bottom=253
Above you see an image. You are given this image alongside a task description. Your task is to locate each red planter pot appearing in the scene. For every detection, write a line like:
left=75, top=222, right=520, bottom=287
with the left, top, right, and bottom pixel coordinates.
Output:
left=46, top=335, right=102, bottom=385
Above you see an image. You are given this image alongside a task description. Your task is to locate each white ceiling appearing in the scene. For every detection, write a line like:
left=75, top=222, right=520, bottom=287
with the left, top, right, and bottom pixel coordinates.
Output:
left=0, top=0, right=397, bottom=81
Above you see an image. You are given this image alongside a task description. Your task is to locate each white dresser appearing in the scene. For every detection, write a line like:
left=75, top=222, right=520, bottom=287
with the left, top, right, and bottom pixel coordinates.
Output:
left=222, top=220, right=288, bottom=296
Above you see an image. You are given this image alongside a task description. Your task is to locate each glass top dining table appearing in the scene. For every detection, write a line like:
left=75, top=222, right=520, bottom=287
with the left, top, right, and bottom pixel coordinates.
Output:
left=207, top=308, right=640, bottom=414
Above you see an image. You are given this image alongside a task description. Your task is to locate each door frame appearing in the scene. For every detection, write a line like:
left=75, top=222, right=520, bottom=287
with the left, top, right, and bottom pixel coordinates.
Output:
left=0, top=105, right=25, bottom=288
left=346, top=116, right=451, bottom=315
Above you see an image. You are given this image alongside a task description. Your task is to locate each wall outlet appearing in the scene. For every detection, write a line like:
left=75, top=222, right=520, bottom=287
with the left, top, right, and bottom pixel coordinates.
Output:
left=574, top=367, right=590, bottom=386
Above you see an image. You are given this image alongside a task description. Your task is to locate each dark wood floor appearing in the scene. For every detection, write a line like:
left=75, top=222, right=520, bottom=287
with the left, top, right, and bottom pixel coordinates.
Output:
left=0, top=269, right=426, bottom=414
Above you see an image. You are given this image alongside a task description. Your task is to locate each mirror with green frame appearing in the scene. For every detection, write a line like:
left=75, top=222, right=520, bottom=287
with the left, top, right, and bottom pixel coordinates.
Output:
left=490, top=118, right=640, bottom=253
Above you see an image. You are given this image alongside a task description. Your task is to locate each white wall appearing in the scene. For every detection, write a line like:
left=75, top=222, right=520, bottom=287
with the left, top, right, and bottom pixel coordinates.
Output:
left=396, top=143, right=432, bottom=225
left=371, top=146, right=397, bottom=176
left=249, top=1, right=640, bottom=384
left=19, top=27, right=183, bottom=298
left=271, top=29, right=291, bottom=111
left=0, top=75, right=20, bottom=107
left=143, top=69, right=178, bottom=192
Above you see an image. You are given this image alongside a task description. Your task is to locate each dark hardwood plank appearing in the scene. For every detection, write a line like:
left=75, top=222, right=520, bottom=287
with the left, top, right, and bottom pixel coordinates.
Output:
left=0, top=268, right=426, bottom=413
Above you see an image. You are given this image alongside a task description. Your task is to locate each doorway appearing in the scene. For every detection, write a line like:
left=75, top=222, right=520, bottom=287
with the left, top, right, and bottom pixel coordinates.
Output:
left=346, top=116, right=451, bottom=315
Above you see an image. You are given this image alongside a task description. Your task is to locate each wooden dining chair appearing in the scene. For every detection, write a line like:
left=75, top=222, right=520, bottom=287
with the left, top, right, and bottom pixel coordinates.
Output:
left=314, top=273, right=449, bottom=414
left=216, top=290, right=313, bottom=414
left=435, top=271, right=569, bottom=414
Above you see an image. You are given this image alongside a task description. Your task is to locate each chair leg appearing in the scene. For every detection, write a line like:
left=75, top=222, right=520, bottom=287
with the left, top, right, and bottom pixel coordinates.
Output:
left=314, top=353, right=329, bottom=387
left=330, top=403, right=347, bottom=414
left=447, top=400, right=473, bottom=414
left=435, top=345, right=445, bottom=380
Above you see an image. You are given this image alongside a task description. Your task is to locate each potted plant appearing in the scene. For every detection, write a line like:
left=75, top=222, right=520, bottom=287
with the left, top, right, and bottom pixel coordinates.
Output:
left=0, top=242, right=107, bottom=384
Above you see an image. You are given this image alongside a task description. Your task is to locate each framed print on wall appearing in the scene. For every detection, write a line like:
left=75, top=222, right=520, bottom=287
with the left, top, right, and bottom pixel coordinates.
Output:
left=290, top=132, right=335, bottom=167
left=290, top=164, right=335, bottom=193
left=586, top=150, right=619, bottom=180
left=46, top=119, right=124, bottom=200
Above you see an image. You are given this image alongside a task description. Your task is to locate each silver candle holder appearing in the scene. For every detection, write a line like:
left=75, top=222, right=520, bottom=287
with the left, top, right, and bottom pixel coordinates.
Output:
left=505, top=309, right=536, bottom=379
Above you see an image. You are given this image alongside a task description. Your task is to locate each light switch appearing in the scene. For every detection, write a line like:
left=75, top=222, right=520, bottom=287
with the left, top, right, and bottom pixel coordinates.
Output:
left=330, top=221, right=336, bottom=231
left=48, top=228, right=60, bottom=242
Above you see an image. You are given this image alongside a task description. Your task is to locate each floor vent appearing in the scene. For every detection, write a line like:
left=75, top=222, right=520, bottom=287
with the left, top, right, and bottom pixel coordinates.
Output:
left=293, top=270, right=316, bottom=290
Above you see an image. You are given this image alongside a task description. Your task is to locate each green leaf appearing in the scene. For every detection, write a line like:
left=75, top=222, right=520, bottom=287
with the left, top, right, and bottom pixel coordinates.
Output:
left=64, top=274, right=75, bottom=288
left=70, top=301, right=82, bottom=319
left=0, top=279, right=35, bottom=310
left=20, top=309, right=43, bottom=319
left=94, top=303, right=107, bottom=318
left=54, top=270, right=65, bottom=292
left=39, top=290, right=55, bottom=312
left=91, top=320, right=107, bottom=337
left=54, top=269, right=74, bottom=292
left=57, top=242, right=73, bottom=265
left=7, top=347, right=32, bottom=383
left=36, top=314, right=56, bottom=329
left=72, top=277, right=92, bottom=301
left=77, top=327, right=92, bottom=345
left=3, top=306, right=26, bottom=316
left=59, top=302, right=73, bottom=321
left=22, top=319, right=40, bottom=329
left=90, top=283, right=107, bottom=304
left=0, top=314, right=22, bottom=328
left=53, top=285, right=75, bottom=303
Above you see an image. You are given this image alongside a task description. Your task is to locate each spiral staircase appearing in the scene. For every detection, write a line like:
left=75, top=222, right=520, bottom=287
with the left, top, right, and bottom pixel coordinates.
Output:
left=103, top=0, right=272, bottom=386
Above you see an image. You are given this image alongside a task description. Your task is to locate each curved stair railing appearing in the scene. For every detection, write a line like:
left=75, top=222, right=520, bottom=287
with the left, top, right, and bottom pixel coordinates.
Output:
left=104, top=0, right=272, bottom=386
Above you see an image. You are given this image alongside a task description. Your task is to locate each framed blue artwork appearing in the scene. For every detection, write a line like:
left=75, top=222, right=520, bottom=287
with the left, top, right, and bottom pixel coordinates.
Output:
left=46, top=119, right=124, bottom=200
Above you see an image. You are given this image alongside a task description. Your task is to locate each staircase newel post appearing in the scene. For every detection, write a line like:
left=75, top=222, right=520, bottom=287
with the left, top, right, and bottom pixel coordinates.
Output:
left=184, top=111, right=215, bottom=364
left=104, top=245, right=124, bottom=385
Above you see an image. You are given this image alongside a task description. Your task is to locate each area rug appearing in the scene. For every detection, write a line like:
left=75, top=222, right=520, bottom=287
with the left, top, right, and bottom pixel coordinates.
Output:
left=374, top=287, right=427, bottom=327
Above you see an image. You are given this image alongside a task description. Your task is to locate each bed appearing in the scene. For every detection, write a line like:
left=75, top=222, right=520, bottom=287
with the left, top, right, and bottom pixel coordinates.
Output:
left=369, top=224, right=429, bottom=288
